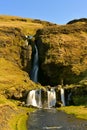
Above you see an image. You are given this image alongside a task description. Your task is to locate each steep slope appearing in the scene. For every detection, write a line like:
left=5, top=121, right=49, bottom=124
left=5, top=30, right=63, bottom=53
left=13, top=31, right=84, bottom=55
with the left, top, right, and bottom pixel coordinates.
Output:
left=0, top=15, right=53, bottom=98
left=35, top=19, right=87, bottom=86
left=0, top=16, right=53, bottom=130
left=1, top=16, right=87, bottom=130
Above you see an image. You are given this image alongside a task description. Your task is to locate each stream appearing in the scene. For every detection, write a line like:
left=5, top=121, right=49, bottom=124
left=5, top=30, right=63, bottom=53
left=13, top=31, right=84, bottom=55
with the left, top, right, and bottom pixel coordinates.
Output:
left=27, top=109, right=87, bottom=130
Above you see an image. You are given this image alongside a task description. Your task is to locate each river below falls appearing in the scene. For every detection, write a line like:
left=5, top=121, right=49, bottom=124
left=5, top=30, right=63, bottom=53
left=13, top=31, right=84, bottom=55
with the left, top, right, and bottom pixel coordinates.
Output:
left=27, top=108, right=87, bottom=130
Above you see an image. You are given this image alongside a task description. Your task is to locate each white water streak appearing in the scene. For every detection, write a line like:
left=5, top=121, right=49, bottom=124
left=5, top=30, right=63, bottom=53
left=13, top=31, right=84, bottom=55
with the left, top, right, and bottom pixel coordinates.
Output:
left=60, top=88, right=65, bottom=106
left=31, top=44, right=39, bottom=82
left=26, top=89, right=42, bottom=108
left=48, top=88, right=56, bottom=108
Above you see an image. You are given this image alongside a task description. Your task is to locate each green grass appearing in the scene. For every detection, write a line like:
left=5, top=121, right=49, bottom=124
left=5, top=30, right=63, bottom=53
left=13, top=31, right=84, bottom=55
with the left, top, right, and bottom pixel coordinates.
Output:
left=0, top=95, right=36, bottom=130
left=17, top=114, right=27, bottom=130
left=9, top=112, right=27, bottom=130
left=35, top=20, right=87, bottom=85
left=9, top=107, right=36, bottom=130
left=0, top=15, right=46, bottom=35
left=0, top=94, right=17, bottom=109
left=57, top=106, right=87, bottom=120
left=0, top=58, right=40, bottom=98
left=0, top=15, right=47, bottom=96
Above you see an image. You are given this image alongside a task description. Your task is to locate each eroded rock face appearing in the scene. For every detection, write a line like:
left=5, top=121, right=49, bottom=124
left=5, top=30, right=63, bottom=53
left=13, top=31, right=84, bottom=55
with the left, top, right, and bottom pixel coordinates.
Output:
left=0, top=26, right=37, bottom=99
left=35, top=19, right=87, bottom=86
left=0, top=17, right=87, bottom=101
left=21, top=45, right=32, bottom=72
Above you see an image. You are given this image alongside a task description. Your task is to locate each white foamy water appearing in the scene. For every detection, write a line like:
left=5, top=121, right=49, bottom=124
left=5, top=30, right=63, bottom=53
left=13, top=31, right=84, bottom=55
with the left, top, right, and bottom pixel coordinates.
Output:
left=48, top=88, right=56, bottom=108
left=60, top=88, right=65, bottom=106
left=31, top=44, right=39, bottom=82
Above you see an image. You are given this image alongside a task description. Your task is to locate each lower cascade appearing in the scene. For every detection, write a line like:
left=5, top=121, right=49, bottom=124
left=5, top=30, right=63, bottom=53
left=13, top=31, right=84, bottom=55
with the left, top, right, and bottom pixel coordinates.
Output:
left=47, top=88, right=56, bottom=108
left=26, top=38, right=66, bottom=108
left=26, top=88, right=64, bottom=108
left=26, top=89, right=42, bottom=108
left=60, top=88, right=65, bottom=106
left=26, top=42, right=57, bottom=108
left=26, top=88, right=56, bottom=108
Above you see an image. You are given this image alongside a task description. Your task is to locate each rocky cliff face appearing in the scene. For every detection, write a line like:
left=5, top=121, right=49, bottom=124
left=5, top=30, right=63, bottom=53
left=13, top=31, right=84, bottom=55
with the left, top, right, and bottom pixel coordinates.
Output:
left=1, top=16, right=87, bottom=130
left=35, top=19, right=87, bottom=86
left=0, top=26, right=35, bottom=99
left=0, top=16, right=87, bottom=103
left=0, top=16, right=46, bottom=99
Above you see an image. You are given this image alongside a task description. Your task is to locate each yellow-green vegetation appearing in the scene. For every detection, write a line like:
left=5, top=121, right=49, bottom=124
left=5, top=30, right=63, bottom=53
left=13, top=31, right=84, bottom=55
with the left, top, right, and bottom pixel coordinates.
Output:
left=35, top=19, right=87, bottom=86
left=0, top=94, right=17, bottom=130
left=9, top=107, right=36, bottom=130
left=0, top=94, right=36, bottom=130
left=0, top=15, right=87, bottom=129
left=0, top=57, right=38, bottom=98
left=0, top=15, right=43, bottom=35
left=0, top=15, right=53, bottom=35
left=0, top=94, right=17, bottom=108
left=0, top=15, right=52, bottom=130
left=57, top=106, right=87, bottom=120
left=0, top=15, right=49, bottom=98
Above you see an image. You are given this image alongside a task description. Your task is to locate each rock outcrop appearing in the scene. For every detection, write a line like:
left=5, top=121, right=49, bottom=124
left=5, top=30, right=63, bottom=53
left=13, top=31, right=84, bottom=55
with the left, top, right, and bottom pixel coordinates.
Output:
left=0, top=16, right=87, bottom=105
left=0, top=16, right=46, bottom=99
left=35, top=19, right=87, bottom=86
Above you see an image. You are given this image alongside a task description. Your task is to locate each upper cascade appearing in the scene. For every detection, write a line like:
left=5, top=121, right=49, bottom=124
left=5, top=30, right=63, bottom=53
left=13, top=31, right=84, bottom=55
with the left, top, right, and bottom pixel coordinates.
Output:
left=25, top=35, right=39, bottom=83
left=30, top=44, right=39, bottom=82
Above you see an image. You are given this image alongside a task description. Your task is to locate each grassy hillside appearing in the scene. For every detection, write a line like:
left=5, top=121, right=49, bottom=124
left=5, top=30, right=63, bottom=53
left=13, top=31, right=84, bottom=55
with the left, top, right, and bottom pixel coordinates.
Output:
left=0, top=16, right=87, bottom=130
left=0, top=94, right=36, bottom=130
left=0, top=15, right=52, bottom=98
left=0, top=15, right=43, bottom=35
left=35, top=19, right=87, bottom=107
left=0, top=15, right=49, bottom=130
left=35, top=19, right=87, bottom=86
left=0, top=15, right=54, bottom=35
left=0, top=15, right=87, bottom=99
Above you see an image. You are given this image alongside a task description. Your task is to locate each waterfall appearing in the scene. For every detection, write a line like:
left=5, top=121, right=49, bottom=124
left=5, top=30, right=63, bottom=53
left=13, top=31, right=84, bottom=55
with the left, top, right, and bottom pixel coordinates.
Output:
left=36, top=89, right=42, bottom=108
left=31, top=44, right=39, bottom=83
left=26, top=90, right=37, bottom=107
left=47, top=88, right=56, bottom=108
left=60, top=88, right=65, bottom=106
left=26, top=88, right=57, bottom=108
left=26, top=89, right=42, bottom=108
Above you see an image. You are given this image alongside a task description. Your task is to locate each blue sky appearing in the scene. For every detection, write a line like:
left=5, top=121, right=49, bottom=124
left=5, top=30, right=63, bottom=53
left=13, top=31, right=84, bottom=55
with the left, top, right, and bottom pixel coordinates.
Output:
left=0, top=0, right=87, bottom=24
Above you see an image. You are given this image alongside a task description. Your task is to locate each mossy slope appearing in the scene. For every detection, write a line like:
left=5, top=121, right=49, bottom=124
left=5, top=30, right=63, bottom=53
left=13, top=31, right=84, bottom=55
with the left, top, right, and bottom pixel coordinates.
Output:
left=0, top=94, right=35, bottom=130
left=35, top=19, right=87, bottom=86
left=0, top=15, right=87, bottom=130
left=0, top=15, right=52, bottom=98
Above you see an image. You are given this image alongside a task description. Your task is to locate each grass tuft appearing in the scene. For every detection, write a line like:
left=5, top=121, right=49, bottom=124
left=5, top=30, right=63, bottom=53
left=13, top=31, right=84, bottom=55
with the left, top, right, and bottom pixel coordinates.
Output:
left=58, top=106, right=87, bottom=120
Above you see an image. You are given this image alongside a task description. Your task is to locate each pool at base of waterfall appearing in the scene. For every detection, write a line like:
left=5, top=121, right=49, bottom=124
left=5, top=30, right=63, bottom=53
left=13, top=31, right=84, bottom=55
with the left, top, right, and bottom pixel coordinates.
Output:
left=27, top=109, right=87, bottom=130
